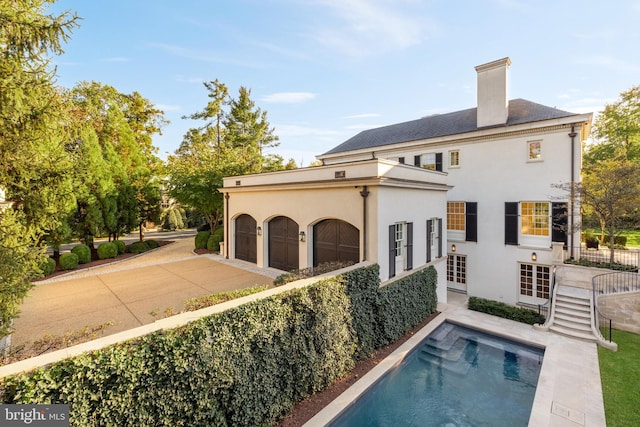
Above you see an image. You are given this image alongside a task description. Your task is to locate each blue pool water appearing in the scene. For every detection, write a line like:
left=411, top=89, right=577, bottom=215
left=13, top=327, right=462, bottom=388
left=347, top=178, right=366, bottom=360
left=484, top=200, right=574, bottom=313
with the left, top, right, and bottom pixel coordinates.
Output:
left=330, top=322, right=544, bottom=426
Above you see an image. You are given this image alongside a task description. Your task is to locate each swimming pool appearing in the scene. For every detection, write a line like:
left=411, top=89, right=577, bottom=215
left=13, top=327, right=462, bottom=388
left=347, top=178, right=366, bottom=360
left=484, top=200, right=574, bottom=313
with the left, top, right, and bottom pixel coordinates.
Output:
left=329, top=321, right=544, bottom=426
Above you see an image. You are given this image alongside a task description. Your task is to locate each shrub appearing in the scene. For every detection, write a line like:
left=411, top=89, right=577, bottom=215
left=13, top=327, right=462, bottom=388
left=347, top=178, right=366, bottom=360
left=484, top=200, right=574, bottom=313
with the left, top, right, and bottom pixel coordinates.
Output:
left=184, top=285, right=270, bottom=311
left=128, top=241, right=149, bottom=254
left=59, top=253, right=79, bottom=270
left=213, top=227, right=224, bottom=238
left=0, top=264, right=438, bottom=426
left=195, top=231, right=211, bottom=249
left=113, top=240, right=126, bottom=255
left=40, top=257, right=56, bottom=276
left=71, top=244, right=91, bottom=264
left=97, top=242, right=118, bottom=260
left=146, top=240, right=160, bottom=249
left=207, top=234, right=222, bottom=252
left=467, top=297, right=545, bottom=325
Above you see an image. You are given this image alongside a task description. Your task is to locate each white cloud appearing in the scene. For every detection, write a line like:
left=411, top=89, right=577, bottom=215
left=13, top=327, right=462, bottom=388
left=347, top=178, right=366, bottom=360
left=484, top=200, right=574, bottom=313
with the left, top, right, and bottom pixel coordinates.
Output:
left=310, top=0, right=431, bottom=56
left=343, top=113, right=381, bottom=119
left=261, top=92, right=317, bottom=104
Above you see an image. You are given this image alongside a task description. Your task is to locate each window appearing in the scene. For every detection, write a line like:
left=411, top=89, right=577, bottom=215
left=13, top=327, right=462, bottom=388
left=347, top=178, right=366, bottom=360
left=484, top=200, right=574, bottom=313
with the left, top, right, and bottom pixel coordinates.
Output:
left=416, top=153, right=443, bottom=171
left=449, top=150, right=460, bottom=167
left=426, top=218, right=442, bottom=262
left=521, top=202, right=550, bottom=236
left=520, top=264, right=550, bottom=300
left=395, top=223, right=404, bottom=256
left=528, top=141, right=542, bottom=161
left=447, top=202, right=465, bottom=231
left=398, top=157, right=405, bottom=164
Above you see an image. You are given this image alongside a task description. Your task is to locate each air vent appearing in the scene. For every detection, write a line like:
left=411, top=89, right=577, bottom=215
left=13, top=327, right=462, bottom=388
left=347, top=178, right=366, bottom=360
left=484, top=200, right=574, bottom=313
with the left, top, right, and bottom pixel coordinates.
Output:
left=335, top=171, right=346, bottom=179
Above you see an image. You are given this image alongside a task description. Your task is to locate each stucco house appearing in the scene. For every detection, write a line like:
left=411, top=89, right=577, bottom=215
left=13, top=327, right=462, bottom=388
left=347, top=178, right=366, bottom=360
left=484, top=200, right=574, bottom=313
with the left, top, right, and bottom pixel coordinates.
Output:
left=317, top=57, right=592, bottom=306
left=223, top=57, right=592, bottom=308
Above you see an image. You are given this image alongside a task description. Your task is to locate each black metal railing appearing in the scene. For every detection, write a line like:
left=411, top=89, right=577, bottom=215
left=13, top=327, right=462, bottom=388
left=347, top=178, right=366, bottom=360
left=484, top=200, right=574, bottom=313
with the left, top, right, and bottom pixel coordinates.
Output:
left=537, top=265, right=557, bottom=323
left=592, top=271, right=640, bottom=343
left=576, top=246, right=640, bottom=271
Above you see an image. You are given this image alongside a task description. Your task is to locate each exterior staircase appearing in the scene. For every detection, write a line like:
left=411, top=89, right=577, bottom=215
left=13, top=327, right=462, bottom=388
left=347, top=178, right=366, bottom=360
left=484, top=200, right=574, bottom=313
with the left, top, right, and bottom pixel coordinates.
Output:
left=534, top=284, right=617, bottom=350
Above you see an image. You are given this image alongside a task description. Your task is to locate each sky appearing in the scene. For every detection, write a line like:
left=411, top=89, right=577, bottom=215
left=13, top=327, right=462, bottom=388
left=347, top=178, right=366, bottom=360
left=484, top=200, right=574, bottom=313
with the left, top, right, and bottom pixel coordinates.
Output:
left=48, top=0, right=640, bottom=165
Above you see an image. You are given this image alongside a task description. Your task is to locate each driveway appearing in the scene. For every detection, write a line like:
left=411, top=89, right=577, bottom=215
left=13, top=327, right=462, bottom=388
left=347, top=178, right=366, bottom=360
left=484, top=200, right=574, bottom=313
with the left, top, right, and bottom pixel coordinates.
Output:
left=12, top=236, right=280, bottom=347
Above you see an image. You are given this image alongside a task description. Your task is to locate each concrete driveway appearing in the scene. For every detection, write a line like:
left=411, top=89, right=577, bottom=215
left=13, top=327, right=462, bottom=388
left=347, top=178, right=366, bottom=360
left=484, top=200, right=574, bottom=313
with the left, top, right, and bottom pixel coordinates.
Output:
left=12, top=238, right=279, bottom=347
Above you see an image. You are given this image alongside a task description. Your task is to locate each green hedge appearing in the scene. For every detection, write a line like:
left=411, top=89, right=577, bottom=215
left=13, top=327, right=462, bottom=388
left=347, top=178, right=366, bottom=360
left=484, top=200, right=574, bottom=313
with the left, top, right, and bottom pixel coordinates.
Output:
left=59, top=253, right=78, bottom=271
left=70, top=244, right=91, bottom=264
left=146, top=240, right=160, bottom=250
left=207, top=234, right=222, bottom=252
left=113, top=240, right=126, bottom=255
left=467, top=296, right=545, bottom=325
left=127, top=241, right=149, bottom=254
left=195, top=231, right=210, bottom=250
left=40, top=257, right=56, bottom=276
left=97, top=242, right=118, bottom=260
left=0, top=264, right=439, bottom=426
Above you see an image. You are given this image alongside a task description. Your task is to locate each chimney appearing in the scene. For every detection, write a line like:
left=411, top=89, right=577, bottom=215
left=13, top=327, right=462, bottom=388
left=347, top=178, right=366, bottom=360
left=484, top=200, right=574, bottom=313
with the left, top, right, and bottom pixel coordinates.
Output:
left=475, top=57, right=511, bottom=128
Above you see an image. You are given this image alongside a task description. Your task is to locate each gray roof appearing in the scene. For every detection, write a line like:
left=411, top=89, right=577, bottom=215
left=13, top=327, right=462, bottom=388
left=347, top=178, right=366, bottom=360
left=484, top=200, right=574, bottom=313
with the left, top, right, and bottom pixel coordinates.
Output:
left=323, top=99, right=579, bottom=156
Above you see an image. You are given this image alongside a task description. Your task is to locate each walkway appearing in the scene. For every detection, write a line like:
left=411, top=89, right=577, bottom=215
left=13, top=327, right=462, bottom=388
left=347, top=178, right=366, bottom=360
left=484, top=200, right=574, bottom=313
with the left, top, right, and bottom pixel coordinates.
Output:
left=12, top=237, right=281, bottom=347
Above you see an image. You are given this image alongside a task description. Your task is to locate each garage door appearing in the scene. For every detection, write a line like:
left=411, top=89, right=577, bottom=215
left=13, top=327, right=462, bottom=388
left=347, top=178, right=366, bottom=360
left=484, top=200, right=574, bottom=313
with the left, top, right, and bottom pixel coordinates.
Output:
left=313, top=219, right=359, bottom=267
left=235, top=214, right=257, bottom=263
left=268, top=216, right=299, bottom=271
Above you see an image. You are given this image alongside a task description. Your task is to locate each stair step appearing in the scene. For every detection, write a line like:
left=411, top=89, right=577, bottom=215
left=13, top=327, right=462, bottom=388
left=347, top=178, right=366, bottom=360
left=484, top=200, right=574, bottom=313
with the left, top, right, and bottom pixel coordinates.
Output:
left=556, top=286, right=592, bottom=300
left=550, top=325, right=596, bottom=342
left=553, top=318, right=593, bottom=333
left=555, top=312, right=591, bottom=327
left=421, top=337, right=468, bottom=362
left=555, top=305, right=592, bottom=320
left=417, top=351, right=472, bottom=376
left=555, top=299, right=591, bottom=313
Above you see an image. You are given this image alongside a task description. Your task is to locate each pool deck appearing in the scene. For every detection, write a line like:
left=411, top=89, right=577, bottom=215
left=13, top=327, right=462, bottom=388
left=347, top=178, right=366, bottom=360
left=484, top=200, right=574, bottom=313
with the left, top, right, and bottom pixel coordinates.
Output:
left=305, top=291, right=606, bottom=427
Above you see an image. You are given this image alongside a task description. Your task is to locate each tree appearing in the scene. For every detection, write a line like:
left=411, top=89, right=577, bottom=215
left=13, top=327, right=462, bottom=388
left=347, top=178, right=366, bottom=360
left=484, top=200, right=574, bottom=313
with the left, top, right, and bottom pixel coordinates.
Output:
left=0, top=0, right=78, bottom=338
left=581, top=155, right=640, bottom=263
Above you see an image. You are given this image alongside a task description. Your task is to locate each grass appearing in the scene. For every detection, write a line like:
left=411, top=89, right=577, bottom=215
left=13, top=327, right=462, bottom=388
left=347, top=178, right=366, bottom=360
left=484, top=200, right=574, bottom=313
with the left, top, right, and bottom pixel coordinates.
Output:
left=598, top=329, right=640, bottom=426
left=585, top=229, right=640, bottom=248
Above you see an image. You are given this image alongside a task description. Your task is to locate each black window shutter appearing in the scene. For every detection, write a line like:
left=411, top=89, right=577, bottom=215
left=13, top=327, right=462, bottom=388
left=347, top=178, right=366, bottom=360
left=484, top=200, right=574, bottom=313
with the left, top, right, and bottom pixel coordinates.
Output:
left=435, top=152, right=443, bottom=171
left=389, top=225, right=396, bottom=278
left=414, top=155, right=421, bottom=167
left=437, top=218, right=443, bottom=258
left=505, top=202, right=519, bottom=245
left=406, top=222, right=413, bottom=271
left=465, top=202, right=477, bottom=242
left=552, top=202, right=568, bottom=249
left=426, top=219, right=432, bottom=262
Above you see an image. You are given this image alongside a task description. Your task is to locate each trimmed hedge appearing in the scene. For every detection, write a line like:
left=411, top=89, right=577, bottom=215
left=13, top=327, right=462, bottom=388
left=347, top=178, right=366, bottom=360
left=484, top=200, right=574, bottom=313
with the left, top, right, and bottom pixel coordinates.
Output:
left=0, top=264, right=439, bottom=426
left=97, top=242, right=117, bottom=260
left=40, top=257, right=56, bottom=276
left=70, top=244, right=91, bottom=264
left=128, top=241, right=149, bottom=254
left=195, top=231, right=210, bottom=250
left=59, top=253, right=78, bottom=271
left=113, top=240, right=126, bottom=255
left=146, top=240, right=160, bottom=250
left=467, top=296, right=545, bottom=325
left=184, top=285, right=270, bottom=311
left=207, top=234, right=222, bottom=252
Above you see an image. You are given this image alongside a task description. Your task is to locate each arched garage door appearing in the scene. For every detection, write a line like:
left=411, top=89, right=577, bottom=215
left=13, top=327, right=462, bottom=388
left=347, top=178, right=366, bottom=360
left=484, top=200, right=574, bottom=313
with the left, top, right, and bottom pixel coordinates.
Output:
left=268, top=216, right=299, bottom=271
left=313, top=219, right=359, bottom=267
left=235, top=214, right=257, bottom=263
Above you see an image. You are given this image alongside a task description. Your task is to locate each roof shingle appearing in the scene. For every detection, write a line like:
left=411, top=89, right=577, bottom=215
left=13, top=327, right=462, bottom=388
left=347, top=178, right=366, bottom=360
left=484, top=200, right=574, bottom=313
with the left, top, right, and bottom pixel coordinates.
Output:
left=323, top=99, right=579, bottom=155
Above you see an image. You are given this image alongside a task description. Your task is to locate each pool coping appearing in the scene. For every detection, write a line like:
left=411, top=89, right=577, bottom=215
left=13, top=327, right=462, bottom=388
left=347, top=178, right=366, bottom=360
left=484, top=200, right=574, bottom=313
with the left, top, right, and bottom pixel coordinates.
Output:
left=304, top=302, right=606, bottom=427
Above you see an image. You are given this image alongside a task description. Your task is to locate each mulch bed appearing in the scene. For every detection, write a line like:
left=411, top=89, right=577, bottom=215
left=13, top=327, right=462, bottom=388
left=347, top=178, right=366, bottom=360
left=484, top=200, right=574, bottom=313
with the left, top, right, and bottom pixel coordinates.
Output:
left=277, top=311, right=440, bottom=426
left=34, top=240, right=174, bottom=282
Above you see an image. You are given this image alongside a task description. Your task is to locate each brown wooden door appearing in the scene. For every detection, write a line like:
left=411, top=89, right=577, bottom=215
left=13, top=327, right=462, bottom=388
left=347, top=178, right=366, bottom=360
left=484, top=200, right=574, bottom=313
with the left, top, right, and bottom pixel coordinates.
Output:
left=235, top=214, right=257, bottom=263
left=268, top=216, right=299, bottom=271
left=313, top=219, right=359, bottom=267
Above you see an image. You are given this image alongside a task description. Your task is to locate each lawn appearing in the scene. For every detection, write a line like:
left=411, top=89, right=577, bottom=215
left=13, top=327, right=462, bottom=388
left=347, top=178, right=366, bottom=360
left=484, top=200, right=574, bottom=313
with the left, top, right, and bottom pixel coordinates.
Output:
left=598, top=329, right=640, bottom=426
left=585, top=229, right=640, bottom=248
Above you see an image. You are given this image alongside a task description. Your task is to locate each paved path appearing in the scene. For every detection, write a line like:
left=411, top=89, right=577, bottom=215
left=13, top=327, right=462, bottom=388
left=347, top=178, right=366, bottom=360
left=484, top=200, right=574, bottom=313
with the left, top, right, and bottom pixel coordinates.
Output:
left=12, top=235, right=281, bottom=347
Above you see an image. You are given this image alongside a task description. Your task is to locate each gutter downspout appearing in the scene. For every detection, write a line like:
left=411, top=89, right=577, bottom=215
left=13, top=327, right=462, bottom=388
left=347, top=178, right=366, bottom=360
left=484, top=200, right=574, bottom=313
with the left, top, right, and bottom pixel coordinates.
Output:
left=569, top=125, right=578, bottom=259
left=224, top=192, right=230, bottom=259
left=360, top=186, right=369, bottom=261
